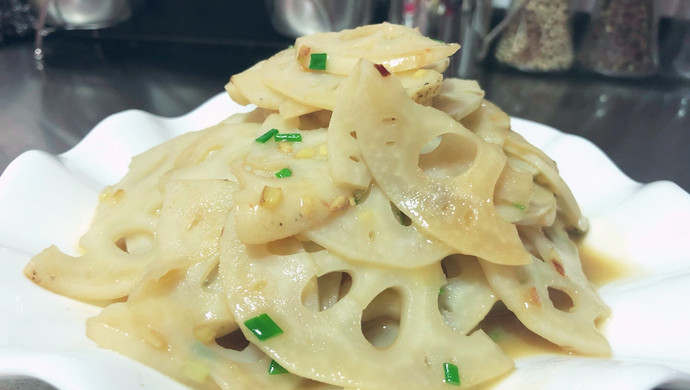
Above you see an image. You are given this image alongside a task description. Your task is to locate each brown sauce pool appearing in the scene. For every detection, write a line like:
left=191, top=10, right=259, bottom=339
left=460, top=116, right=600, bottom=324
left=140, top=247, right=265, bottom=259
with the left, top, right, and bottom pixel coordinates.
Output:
left=475, top=244, right=641, bottom=388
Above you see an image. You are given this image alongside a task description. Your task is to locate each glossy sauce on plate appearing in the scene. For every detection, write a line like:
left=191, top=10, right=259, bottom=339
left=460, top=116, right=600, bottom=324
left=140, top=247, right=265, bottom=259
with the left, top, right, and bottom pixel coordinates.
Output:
left=480, top=244, right=634, bottom=361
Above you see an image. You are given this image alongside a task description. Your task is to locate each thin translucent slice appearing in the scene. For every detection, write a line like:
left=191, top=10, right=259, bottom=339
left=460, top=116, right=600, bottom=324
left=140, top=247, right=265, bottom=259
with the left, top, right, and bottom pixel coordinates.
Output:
left=460, top=100, right=511, bottom=146
left=296, top=110, right=332, bottom=131
left=279, top=98, right=321, bottom=118
left=460, top=106, right=562, bottom=228
left=225, top=79, right=251, bottom=106
left=327, top=66, right=444, bottom=190
left=327, top=60, right=370, bottom=189
left=294, top=22, right=460, bottom=75
left=503, top=130, right=587, bottom=231
left=396, top=67, right=444, bottom=105
left=88, top=256, right=306, bottom=390
left=494, top=161, right=534, bottom=214
left=438, top=255, right=497, bottom=334
left=233, top=117, right=353, bottom=244
left=264, top=48, right=446, bottom=112
left=87, top=178, right=314, bottom=389
left=348, top=60, right=531, bottom=266
left=432, top=79, right=485, bottom=121
left=263, top=49, right=341, bottom=111
left=480, top=223, right=611, bottom=356
left=303, top=185, right=451, bottom=268
left=23, top=131, right=203, bottom=301
left=226, top=59, right=315, bottom=117
left=220, top=107, right=273, bottom=125
left=163, top=121, right=260, bottom=184
left=226, top=60, right=282, bottom=110
left=494, top=161, right=558, bottom=227
left=423, top=57, right=451, bottom=73
left=144, top=179, right=237, bottom=281
left=220, top=213, right=514, bottom=389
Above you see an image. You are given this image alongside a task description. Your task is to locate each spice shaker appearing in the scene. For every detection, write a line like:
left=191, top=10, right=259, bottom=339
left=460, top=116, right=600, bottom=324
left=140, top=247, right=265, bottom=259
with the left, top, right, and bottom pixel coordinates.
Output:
left=492, top=0, right=575, bottom=72
left=577, top=0, right=658, bottom=77
left=0, top=0, right=37, bottom=44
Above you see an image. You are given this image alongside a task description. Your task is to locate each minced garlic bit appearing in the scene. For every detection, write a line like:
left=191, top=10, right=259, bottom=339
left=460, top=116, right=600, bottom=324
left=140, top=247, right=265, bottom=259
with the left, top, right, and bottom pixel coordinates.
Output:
left=142, top=328, right=166, bottom=349
left=194, top=326, right=217, bottom=344
left=328, top=195, right=350, bottom=212
left=277, top=142, right=293, bottom=154
left=260, top=186, right=283, bottom=210
left=295, top=147, right=315, bottom=159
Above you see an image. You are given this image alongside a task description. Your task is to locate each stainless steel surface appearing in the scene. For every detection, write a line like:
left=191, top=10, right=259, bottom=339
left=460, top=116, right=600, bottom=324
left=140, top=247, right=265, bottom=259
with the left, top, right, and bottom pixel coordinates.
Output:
left=265, top=0, right=375, bottom=37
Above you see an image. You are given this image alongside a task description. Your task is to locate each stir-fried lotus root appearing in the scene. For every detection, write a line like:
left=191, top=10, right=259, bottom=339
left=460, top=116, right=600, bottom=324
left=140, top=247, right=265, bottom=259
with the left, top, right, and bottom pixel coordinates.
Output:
left=25, top=22, right=610, bottom=390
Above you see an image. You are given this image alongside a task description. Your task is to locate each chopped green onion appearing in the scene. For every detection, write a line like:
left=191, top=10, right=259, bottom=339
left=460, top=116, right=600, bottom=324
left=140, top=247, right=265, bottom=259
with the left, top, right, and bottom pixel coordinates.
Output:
left=244, top=313, right=284, bottom=341
left=309, top=53, right=327, bottom=70
left=512, top=203, right=526, bottom=210
left=490, top=330, right=503, bottom=341
left=394, top=209, right=411, bottom=226
left=256, top=128, right=279, bottom=143
left=268, top=359, right=289, bottom=375
left=443, top=362, right=461, bottom=386
left=274, top=133, right=302, bottom=142
left=275, top=168, right=292, bottom=178
left=439, top=287, right=445, bottom=295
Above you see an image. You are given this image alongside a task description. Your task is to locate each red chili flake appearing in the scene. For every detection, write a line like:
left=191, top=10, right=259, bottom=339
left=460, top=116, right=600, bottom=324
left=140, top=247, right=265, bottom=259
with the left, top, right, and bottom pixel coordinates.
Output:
left=373, top=63, right=391, bottom=77
left=299, top=46, right=311, bottom=57
left=551, top=259, right=566, bottom=276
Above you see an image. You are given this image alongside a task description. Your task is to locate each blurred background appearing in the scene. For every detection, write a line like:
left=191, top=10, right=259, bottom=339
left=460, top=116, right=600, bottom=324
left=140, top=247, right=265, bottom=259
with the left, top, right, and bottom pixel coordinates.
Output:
left=0, top=0, right=689, bottom=191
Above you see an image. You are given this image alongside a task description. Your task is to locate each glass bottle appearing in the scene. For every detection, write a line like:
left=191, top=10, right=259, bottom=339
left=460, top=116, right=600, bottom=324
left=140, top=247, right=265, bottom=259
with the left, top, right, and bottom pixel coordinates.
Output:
left=492, top=0, right=575, bottom=72
left=577, top=0, right=658, bottom=77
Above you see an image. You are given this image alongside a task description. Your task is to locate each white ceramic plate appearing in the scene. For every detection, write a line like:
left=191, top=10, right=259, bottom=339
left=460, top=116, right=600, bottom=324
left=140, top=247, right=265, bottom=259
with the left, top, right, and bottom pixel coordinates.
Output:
left=1, top=93, right=690, bottom=390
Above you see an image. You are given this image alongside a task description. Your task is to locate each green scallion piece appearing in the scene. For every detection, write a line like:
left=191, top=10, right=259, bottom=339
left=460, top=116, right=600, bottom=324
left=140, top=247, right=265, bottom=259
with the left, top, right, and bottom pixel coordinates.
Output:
left=275, top=168, right=292, bottom=178
left=512, top=203, right=526, bottom=210
left=244, top=313, right=284, bottom=341
left=256, top=128, right=279, bottom=143
left=268, top=359, right=289, bottom=375
left=443, top=362, right=461, bottom=386
left=490, top=330, right=503, bottom=341
left=352, top=190, right=364, bottom=205
left=309, top=53, right=327, bottom=70
left=274, top=133, right=302, bottom=142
